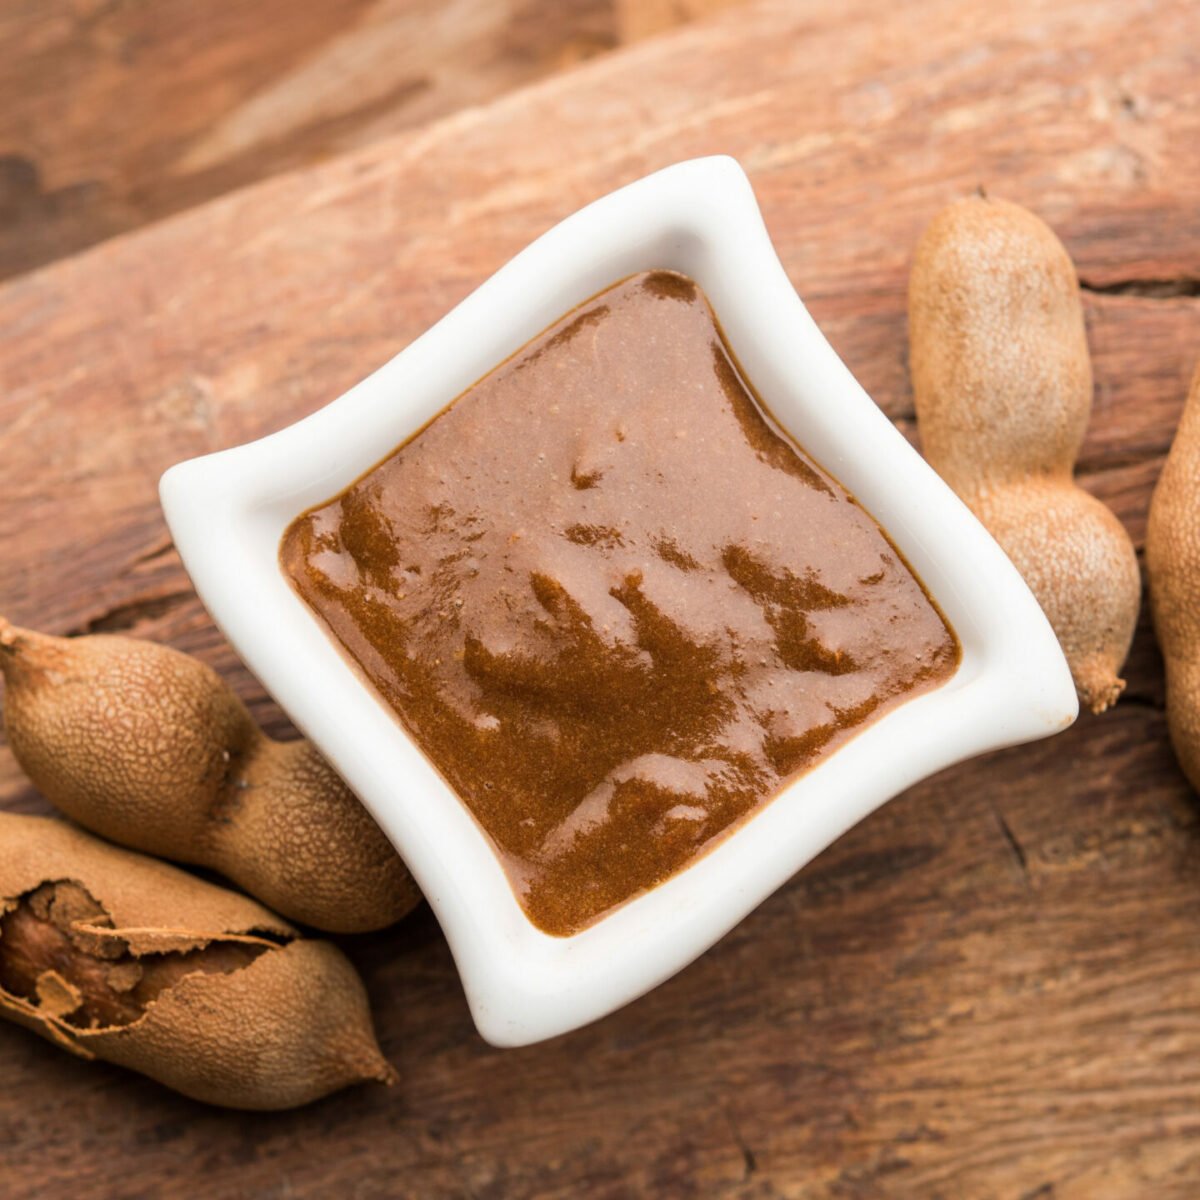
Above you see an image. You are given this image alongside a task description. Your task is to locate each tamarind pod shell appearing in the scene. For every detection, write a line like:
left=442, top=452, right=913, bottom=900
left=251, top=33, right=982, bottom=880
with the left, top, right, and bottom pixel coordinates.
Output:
left=0, top=622, right=419, bottom=932
left=908, top=195, right=1140, bottom=713
left=0, top=814, right=395, bottom=1109
left=1147, top=363, right=1200, bottom=788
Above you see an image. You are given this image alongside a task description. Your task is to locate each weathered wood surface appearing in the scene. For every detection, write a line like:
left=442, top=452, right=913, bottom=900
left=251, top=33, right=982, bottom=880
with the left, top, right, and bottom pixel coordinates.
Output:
left=0, top=0, right=744, bottom=282
left=2, top=0, right=1200, bottom=1195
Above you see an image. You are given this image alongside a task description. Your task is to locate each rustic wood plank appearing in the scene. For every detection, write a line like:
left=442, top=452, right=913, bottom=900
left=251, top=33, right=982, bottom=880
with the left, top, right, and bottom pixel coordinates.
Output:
left=0, top=0, right=746, bottom=282
left=1, top=0, right=1199, bottom=1195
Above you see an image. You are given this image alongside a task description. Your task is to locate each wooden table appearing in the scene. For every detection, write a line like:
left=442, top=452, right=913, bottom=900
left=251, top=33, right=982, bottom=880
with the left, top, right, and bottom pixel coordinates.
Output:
left=2, top=0, right=1199, bottom=1194
left=0, top=0, right=743, bottom=281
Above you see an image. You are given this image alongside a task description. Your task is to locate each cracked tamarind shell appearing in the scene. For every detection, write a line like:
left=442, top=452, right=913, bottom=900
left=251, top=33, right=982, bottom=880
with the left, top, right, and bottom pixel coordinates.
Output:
left=0, top=813, right=396, bottom=1109
left=908, top=194, right=1141, bottom=714
left=1147, top=362, right=1200, bottom=790
left=0, top=619, right=420, bottom=932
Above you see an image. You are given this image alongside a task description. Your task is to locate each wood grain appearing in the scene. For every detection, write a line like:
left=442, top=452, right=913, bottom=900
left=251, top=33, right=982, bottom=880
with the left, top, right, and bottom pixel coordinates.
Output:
left=1, top=0, right=1199, bottom=1195
left=615, top=0, right=742, bottom=40
left=0, top=0, right=746, bottom=283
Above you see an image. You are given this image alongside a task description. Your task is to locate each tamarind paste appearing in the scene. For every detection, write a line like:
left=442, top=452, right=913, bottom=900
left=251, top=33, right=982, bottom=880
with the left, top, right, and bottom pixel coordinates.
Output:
left=281, top=271, right=959, bottom=935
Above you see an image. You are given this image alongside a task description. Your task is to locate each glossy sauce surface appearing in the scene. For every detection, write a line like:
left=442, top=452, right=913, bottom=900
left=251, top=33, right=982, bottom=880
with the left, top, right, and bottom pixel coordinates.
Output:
left=281, top=272, right=959, bottom=935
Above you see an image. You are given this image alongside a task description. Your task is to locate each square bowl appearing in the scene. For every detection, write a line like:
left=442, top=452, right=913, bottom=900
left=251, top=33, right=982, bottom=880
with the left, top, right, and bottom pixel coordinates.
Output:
left=160, top=156, right=1077, bottom=1047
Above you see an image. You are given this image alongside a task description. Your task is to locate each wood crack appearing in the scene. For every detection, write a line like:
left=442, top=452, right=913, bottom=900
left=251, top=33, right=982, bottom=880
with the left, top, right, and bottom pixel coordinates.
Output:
left=125, top=537, right=177, bottom=571
left=1079, top=276, right=1200, bottom=299
left=68, top=591, right=194, bottom=636
left=725, top=1109, right=758, bottom=1181
left=990, top=802, right=1031, bottom=886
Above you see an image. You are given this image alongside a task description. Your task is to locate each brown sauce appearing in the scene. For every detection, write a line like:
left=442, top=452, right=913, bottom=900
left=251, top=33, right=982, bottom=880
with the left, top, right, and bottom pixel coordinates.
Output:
left=281, top=271, right=959, bottom=936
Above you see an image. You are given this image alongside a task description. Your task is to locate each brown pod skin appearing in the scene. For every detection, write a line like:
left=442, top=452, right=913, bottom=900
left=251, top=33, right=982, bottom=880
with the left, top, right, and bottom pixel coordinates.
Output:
left=1147, top=363, right=1200, bottom=790
left=0, top=621, right=420, bottom=932
left=0, top=814, right=396, bottom=1109
left=908, top=195, right=1140, bottom=713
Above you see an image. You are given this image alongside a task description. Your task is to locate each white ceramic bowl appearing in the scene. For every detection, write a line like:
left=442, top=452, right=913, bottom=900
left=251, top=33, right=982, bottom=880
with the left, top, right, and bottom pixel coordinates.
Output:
left=160, top=157, right=1077, bottom=1047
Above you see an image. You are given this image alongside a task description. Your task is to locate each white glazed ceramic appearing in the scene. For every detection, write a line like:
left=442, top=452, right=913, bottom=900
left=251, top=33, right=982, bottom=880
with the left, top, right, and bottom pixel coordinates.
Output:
left=160, top=156, right=1077, bottom=1047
